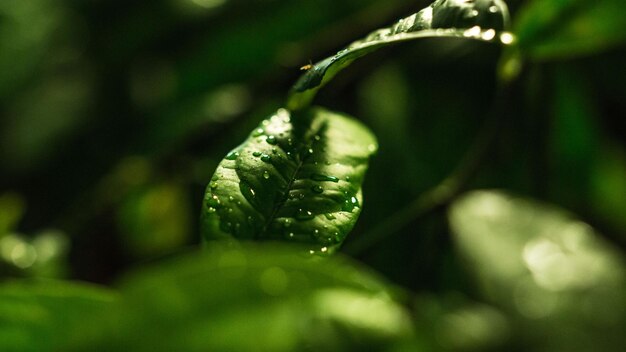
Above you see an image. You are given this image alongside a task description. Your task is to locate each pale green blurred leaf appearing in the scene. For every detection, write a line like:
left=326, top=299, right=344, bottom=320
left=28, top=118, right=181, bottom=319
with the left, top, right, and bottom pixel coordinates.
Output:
left=449, top=190, right=626, bottom=351
left=0, top=280, right=116, bottom=352
left=68, top=243, right=414, bottom=351
left=514, top=0, right=626, bottom=60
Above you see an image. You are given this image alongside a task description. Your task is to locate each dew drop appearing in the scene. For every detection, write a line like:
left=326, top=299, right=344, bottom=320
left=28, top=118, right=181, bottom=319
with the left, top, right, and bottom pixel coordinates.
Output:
left=464, top=26, right=482, bottom=38
left=500, top=32, right=515, bottom=45
left=228, top=196, right=235, bottom=202
left=342, top=196, right=359, bottom=212
left=266, top=135, right=278, bottom=145
left=284, top=219, right=292, bottom=228
left=225, top=151, right=239, bottom=160
left=263, top=171, right=270, bottom=180
left=252, top=128, right=265, bottom=137
left=240, top=182, right=256, bottom=199
left=311, top=185, right=324, bottom=194
left=207, top=207, right=216, bottom=214
left=314, top=135, right=321, bottom=141
left=253, top=151, right=262, bottom=157
left=310, top=173, right=339, bottom=183
left=467, top=9, right=479, bottom=18
left=207, top=195, right=221, bottom=208
left=324, top=213, right=336, bottom=220
left=260, top=154, right=272, bottom=163
left=295, top=209, right=314, bottom=221
left=210, top=182, right=218, bottom=189
left=481, top=29, right=496, bottom=41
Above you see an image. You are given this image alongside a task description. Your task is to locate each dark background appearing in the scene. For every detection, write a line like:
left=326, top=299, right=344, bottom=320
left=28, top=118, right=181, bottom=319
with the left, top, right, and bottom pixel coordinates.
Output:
left=0, top=0, right=624, bottom=295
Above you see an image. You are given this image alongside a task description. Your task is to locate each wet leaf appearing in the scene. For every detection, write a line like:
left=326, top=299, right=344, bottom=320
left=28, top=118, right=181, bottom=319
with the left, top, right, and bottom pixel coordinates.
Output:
left=449, top=190, right=626, bottom=351
left=288, top=0, right=510, bottom=110
left=201, top=107, right=377, bottom=253
left=0, top=280, right=116, bottom=352
left=514, top=0, right=626, bottom=60
left=67, top=243, right=414, bottom=351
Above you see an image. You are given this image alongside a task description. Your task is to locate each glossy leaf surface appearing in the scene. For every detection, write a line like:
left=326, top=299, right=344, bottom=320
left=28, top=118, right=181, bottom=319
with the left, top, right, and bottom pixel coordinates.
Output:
left=514, top=0, right=626, bottom=60
left=449, top=190, right=626, bottom=351
left=68, top=244, right=414, bottom=351
left=0, top=280, right=116, bottom=352
left=288, top=0, right=510, bottom=110
left=201, top=107, right=377, bottom=253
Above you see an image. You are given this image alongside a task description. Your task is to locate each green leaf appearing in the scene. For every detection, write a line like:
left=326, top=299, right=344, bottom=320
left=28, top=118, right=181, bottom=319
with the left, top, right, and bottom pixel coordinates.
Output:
left=514, top=0, right=626, bottom=60
left=449, top=190, right=626, bottom=351
left=68, top=243, right=415, bottom=351
left=117, top=181, right=192, bottom=258
left=0, top=280, right=116, bottom=352
left=201, top=107, right=377, bottom=253
left=288, top=0, right=510, bottom=110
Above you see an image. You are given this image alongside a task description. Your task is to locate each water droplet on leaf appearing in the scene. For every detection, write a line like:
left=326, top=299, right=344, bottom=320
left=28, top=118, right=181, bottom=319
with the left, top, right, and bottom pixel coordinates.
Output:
left=311, top=185, right=324, bottom=194
left=266, top=135, right=278, bottom=145
left=295, top=209, right=314, bottom=221
left=225, top=151, right=239, bottom=160
left=310, top=173, right=339, bottom=183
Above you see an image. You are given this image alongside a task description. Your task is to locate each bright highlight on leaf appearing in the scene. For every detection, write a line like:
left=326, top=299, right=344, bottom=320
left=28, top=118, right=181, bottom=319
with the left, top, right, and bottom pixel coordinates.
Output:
left=201, top=107, right=377, bottom=253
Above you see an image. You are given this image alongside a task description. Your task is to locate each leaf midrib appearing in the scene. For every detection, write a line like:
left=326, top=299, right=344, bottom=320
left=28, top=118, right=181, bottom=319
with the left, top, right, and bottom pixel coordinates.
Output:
left=258, top=124, right=321, bottom=238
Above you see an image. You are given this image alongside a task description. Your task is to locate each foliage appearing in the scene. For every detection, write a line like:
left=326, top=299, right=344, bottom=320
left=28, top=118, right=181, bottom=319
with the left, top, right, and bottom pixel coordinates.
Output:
left=0, top=0, right=624, bottom=350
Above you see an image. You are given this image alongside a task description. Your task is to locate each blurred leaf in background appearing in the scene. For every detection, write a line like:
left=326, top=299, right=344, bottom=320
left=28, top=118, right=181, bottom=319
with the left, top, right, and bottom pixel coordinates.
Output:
left=0, top=280, right=116, bottom=352
left=449, top=190, right=626, bottom=351
left=66, top=243, right=416, bottom=351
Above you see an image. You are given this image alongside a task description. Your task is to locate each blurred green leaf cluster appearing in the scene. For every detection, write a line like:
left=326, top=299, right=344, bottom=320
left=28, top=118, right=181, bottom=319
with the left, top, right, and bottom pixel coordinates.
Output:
left=0, top=0, right=624, bottom=350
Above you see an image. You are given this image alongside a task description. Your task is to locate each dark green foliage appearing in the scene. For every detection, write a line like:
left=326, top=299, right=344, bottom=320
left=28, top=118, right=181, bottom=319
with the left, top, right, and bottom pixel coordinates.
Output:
left=1, top=0, right=625, bottom=351
left=514, top=0, right=626, bottom=59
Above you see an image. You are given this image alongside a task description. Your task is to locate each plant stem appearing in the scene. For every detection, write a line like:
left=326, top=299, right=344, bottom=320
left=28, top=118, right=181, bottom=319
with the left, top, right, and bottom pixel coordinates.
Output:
left=343, top=74, right=518, bottom=256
